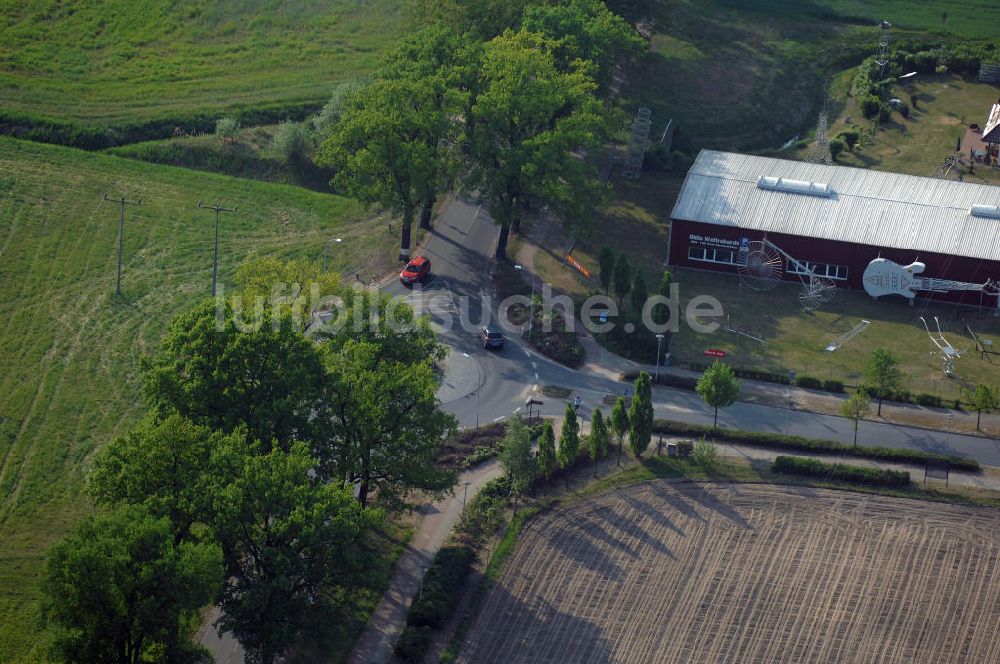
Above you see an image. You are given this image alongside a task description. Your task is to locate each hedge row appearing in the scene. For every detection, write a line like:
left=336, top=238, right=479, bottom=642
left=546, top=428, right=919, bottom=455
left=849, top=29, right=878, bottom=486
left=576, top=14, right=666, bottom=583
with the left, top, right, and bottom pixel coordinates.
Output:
left=794, top=375, right=845, bottom=393
left=394, top=545, right=476, bottom=662
left=773, top=456, right=911, bottom=487
left=0, top=102, right=321, bottom=151
left=652, top=419, right=979, bottom=472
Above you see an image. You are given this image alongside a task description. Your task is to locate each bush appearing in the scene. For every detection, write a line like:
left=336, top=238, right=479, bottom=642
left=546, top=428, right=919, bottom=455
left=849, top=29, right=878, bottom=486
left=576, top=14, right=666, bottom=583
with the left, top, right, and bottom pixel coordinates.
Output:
left=829, top=138, right=845, bottom=160
left=394, top=626, right=433, bottom=662
left=651, top=419, right=979, bottom=472
left=795, top=375, right=823, bottom=390
left=839, top=129, right=860, bottom=151
left=461, top=444, right=499, bottom=469
left=915, top=393, right=943, bottom=408
left=822, top=379, right=845, bottom=393
left=898, top=102, right=910, bottom=119
left=773, top=456, right=910, bottom=487
left=877, top=103, right=892, bottom=123
left=215, top=116, right=240, bottom=143
left=271, top=119, right=309, bottom=163
left=692, top=438, right=717, bottom=467
left=860, top=96, right=881, bottom=119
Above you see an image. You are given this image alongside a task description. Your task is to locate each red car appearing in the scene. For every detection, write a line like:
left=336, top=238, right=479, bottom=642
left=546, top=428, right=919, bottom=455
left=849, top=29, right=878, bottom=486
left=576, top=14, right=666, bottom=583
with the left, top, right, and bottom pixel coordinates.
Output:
left=399, top=256, right=431, bottom=285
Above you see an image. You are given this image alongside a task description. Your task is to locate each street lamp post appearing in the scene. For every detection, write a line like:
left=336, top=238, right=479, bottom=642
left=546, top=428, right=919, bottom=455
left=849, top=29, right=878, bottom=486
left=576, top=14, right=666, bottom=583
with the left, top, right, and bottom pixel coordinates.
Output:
left=654, top=333, right=665, bottom=382
left=514, top=264, right=535, bottom=337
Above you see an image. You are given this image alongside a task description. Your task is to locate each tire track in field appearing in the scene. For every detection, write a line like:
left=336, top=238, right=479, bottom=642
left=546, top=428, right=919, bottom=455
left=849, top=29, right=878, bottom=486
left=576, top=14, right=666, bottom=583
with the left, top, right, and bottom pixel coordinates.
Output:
left=456, top=483, right=1000, bottom=664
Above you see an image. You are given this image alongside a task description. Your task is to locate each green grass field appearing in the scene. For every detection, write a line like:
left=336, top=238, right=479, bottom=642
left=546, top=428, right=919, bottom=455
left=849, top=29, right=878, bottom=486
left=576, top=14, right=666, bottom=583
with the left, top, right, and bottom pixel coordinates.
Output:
left=0, top=0, right=405, bottom=129
left=0, top=136, right=401, bottom=662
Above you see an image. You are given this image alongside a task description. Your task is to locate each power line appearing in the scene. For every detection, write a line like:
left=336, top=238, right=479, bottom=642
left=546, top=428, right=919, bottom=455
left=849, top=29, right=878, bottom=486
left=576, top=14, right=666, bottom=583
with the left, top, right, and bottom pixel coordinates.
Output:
left=103, top=193, right=141, bottom=295
left=197, top=202, right=237, bottom=297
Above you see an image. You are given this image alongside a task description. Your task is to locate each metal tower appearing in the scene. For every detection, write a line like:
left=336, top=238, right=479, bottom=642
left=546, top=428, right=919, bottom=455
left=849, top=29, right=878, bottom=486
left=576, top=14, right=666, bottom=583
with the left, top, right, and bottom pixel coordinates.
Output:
left=622, top=107, right=652, bottom=180
left=874, top=20, right=891, bottom=79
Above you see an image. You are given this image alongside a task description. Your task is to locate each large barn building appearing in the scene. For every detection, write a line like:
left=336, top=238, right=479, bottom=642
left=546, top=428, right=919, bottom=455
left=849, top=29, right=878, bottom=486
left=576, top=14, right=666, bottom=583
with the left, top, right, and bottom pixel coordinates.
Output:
left=669, top=150, right=1000, bottom=309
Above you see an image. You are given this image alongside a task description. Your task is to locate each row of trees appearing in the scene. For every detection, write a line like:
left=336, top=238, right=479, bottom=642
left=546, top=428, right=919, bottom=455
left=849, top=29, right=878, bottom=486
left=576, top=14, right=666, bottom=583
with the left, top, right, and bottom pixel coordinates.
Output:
left=320, top=0, right=646, bottom=260
left=499, top=372, right=655, bottom=502
left=41, top=261, right=458, bottom=663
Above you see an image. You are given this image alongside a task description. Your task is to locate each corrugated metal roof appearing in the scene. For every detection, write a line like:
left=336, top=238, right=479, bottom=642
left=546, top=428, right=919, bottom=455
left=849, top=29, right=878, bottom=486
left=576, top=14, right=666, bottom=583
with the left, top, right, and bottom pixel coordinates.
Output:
left=983, top=103, right=1000, bottom=143
left=671, top=150, right=1000, bottom=262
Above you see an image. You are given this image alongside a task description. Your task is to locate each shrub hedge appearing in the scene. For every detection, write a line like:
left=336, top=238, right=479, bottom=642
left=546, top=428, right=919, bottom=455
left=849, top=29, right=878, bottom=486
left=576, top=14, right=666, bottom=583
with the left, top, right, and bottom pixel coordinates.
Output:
left=0, top=102, right=320, bottom=151
left=773, top=455, right=911, bottom=487
left=652, top=419, right=979, bottom=472
left=395, top=546, right=476, bottom=662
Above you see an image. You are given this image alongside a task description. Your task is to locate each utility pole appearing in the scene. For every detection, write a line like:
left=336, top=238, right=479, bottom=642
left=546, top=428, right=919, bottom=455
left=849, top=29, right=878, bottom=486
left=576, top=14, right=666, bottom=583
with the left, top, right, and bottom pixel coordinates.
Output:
left=103, top=194, right=141, bottom=295
left=198, top=202, right=237, bottom=297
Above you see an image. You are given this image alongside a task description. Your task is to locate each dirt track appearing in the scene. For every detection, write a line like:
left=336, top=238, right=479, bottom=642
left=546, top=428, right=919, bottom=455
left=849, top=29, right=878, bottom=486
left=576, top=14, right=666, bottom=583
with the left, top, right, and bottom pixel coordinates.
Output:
left=456, top=483, right=1000, bottom=663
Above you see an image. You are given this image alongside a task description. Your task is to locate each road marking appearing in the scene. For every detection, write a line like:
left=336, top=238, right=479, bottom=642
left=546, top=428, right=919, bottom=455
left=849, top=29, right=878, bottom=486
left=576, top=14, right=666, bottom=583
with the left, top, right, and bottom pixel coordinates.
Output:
left=522, top=349, right=531, bottom=357
left=513, top=407, right=521, bottom=414
left=493, top=416, right=505, bottom=422
left=531, top=361, right=537, bottom=370
left=534, top=372, right=539, bottom=382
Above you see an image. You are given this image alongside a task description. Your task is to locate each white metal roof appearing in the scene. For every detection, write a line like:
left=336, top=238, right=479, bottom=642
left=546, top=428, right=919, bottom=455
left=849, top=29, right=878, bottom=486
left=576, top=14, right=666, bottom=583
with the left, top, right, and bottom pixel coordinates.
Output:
left=670, top=150, right=1000, bottom=263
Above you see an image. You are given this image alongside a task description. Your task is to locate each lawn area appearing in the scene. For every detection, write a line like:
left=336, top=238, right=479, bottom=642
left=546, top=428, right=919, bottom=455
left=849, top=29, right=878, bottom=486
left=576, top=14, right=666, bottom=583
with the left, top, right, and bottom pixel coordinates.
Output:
left=0, top=0, right=405, bottom=132
left=812, top=72, right=1000, bottom=184
left=662, top=267, right=1000, bottom=402
left=0, top=136, right=399, bottom=662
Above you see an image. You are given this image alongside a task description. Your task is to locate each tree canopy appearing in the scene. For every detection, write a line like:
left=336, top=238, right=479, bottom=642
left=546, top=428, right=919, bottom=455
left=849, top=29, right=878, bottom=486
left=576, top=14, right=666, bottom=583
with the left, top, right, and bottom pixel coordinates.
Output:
left=628, top=371, right=653, bottom=456
left=142, top=299, right=326, bottom=450
left=466, top=29, right=604, bottom=259
left=864, top=348, right=902, bottom=416
left=558, top=402, right=581, bottom=468
left=210, top=439, right=378, bottom=664
left=323, top=337, right=457, bottom=508
left=522, top=0, right=646, bottom=89
left=41, top=505, right=223, bottom=664
left=696, top=362, right=741, bottom=428
left=89, top=413, right=234, bottom=545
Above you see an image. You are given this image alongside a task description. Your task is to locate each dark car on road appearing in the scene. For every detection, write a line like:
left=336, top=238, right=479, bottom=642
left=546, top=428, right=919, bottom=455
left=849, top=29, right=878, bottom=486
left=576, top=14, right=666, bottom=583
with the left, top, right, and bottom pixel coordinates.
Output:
left=480, top=325, right=504, bottom=350
left=399, top=255, right=431, bottom=286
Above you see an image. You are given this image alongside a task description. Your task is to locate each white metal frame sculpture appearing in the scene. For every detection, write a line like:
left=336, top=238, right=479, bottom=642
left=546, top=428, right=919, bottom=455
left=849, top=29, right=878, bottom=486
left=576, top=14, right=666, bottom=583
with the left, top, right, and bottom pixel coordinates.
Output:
left=737, top=238, right=836, bottom=311
left=919, top=316, right=963, bottom=375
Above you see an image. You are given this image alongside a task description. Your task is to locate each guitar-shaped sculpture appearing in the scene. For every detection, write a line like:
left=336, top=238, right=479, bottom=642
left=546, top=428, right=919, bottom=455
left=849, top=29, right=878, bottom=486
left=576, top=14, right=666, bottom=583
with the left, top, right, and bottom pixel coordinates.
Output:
left=863, top=258, right=998, bottom=307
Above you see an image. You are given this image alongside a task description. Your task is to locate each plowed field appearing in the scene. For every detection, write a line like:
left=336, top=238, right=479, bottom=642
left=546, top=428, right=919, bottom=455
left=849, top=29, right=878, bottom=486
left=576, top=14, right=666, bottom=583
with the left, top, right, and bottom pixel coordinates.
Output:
left=457, top=483, right=1000, bottom=663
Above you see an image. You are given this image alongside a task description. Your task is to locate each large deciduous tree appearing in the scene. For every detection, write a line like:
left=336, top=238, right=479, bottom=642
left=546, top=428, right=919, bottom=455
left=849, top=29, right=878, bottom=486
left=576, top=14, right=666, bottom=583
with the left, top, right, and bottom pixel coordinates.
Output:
left=210, top=439, right=377, bottom=664
left=142, top=300, right=326, bottom=451
left=89, top=413, right=234, bottom=545
left=466, top=29, right=604, bottom=259
left=40, top=505, right=223, bottom=664
left=522, top=0, right=647, bottom=90
left=696, top=361, right=741, bottom=429
left=378, top=24, right=472, bottom=231
left=321, top=290, right=455, bottom=507
left=319, top=27, right=466, bottom=261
